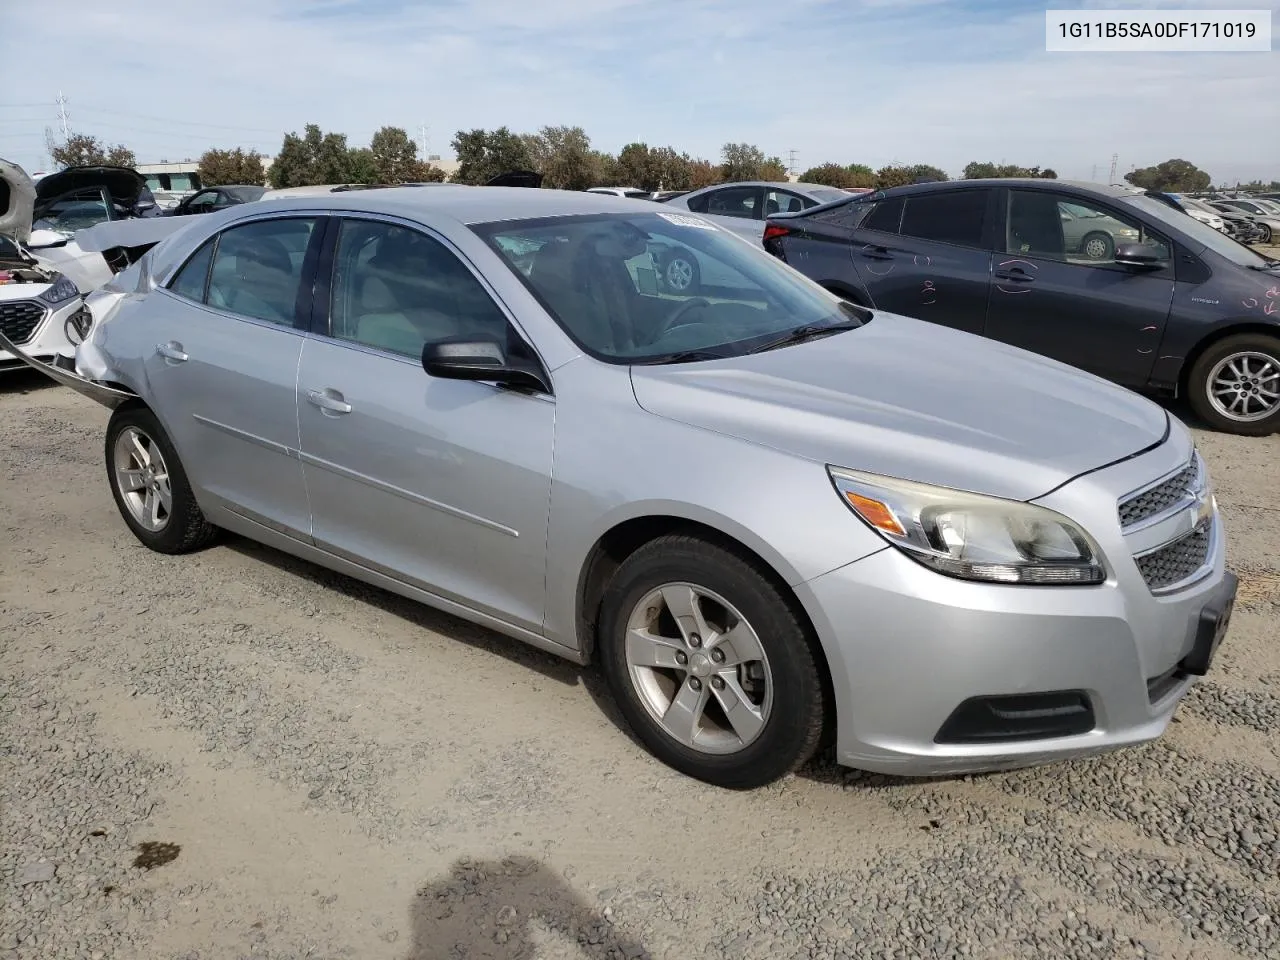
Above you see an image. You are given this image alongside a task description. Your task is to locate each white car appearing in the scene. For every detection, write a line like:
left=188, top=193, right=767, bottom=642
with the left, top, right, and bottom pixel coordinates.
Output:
left=586, top=186, right=653, bottom=200
left=0, top=238, right=91, bottom=376
left=0, top=158, right=189, bottom=374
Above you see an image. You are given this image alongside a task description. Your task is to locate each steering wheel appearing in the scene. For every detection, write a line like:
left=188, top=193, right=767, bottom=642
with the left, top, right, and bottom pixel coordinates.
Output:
left=653, top=297, right=711, bottom=341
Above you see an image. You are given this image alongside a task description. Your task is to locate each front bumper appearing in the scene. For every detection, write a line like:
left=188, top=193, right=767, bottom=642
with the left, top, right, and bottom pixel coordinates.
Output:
left=798, top=429, right=1235, bottom=777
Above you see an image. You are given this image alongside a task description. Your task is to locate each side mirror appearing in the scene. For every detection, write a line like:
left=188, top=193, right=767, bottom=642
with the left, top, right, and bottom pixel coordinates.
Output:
left=422, top=337, right=550, bottom=393
left=1113, top=242, right=1166, bottom=268
left=26, top=228, right=69, bottom=250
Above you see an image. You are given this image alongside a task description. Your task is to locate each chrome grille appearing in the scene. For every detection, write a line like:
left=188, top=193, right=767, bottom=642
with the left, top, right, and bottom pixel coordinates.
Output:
left=1134, top=520, right=1212, bottom=591
left=0, top=299, right=47, bottom=346
left=1118, top=458, right=1200, bottom=529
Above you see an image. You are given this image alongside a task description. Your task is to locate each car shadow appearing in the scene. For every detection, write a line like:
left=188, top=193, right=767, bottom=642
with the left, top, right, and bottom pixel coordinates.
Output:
left=408, top=854, right=653, bottom=959
left=223, top=534, right=1001, bottom=790
left=223, top=536, right=589, bottom=691
left=0, top=368, right=60, bottom=395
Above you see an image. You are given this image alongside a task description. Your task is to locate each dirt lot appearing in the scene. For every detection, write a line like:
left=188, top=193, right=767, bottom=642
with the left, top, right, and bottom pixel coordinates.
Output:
left=2, top=369, right=1279, bottom=960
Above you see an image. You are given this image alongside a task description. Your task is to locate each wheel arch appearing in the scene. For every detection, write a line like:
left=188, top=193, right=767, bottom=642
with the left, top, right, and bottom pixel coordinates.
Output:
left=1179, top=320, right=1280, bottom=395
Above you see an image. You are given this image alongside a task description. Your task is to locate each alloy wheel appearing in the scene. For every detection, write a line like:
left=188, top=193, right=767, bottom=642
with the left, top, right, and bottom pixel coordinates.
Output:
left=113, top=426, right=173, bottom=532
left=664, top=258, right=695, bottom=292
left=1207, top=351, right=1280, bottom=423
left=623, top=582, right=773, bottom=755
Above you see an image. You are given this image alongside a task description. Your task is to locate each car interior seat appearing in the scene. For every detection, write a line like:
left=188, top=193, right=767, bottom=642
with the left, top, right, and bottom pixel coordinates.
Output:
left=208, top=233, right=296, bottom=323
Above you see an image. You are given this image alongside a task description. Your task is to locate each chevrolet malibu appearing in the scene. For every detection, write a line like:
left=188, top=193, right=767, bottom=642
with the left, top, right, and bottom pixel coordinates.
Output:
left=0, top=186, right=1237, bottom=789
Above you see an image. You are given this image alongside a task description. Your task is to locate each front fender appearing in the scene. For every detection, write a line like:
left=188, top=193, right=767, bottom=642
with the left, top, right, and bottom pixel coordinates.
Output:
left=0, top=325, right=138, bottom=409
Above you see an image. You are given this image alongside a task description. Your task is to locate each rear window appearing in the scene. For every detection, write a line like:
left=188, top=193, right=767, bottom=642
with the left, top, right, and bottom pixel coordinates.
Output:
left=899, top=190, right=990, bottom=247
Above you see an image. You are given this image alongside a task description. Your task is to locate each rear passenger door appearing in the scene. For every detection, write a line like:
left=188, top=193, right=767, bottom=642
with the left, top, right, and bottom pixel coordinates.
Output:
left=686, top=186, right=768, bottom=242
left=144, top=214, right=323, bottom=538
left=849, top=188, right=996, bottom=334
left=295, top=215, right=555, bottom=633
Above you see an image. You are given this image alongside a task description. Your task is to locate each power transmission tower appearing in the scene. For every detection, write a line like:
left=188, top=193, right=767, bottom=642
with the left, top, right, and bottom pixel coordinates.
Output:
left=56, top=91, right=70, bottom=139
left=787, top=149, right=798, bottom=176
left=419, top=124, right=429, bottom=159
left=1108, top=153, right=1118, bottom=184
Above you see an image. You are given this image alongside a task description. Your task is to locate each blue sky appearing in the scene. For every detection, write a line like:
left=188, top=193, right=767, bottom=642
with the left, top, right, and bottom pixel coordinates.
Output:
left=1, top=0, right=1275, bottom=183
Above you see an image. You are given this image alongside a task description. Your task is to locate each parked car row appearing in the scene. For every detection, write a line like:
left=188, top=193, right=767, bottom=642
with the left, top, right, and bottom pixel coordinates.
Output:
left=0, top=184, right=1241, bottom=791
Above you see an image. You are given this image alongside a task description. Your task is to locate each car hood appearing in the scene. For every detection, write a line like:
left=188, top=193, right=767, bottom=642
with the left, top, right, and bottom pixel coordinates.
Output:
left=34, top=165, right=147, bottom=212
left=0, top=157, right=38, bottom=244
left=629, top=312, right=1169, bottom=502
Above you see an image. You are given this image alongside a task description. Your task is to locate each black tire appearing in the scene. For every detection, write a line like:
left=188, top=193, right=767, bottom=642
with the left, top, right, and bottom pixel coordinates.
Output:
left=105, top=405, right=219, bottom=553
left=658, top=247, right=701, bottom=295
left=1186, top=333, right=1280, bottom=436
left=597, top=534, right=828, bottom=789
left=1260, top=224, right=1273, bottom=244
left=1079, top=230, right=1115, bottom=261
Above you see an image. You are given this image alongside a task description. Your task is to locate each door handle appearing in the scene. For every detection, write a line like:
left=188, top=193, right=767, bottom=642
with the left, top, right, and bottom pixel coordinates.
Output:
left=859, top=245, right=893, bottom=261
left=155, top=341, right=188, bottom=362
left=307, top=388, right=352, bottom=415
left=994, top=269, right=1035, bottom=283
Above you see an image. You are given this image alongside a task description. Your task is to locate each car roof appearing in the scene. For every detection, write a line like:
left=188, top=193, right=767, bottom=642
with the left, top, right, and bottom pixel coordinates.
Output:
left=684, top=180, right=848, bottom=196
left=864, top=178, right=1149, bottom=201
left=226, top=183, right=668, bottom=226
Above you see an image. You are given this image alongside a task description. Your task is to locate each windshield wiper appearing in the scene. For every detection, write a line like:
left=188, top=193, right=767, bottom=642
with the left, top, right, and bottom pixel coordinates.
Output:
left=630, top=349, right=730, bottom=365
left=744, top=319, right=863, bottom=355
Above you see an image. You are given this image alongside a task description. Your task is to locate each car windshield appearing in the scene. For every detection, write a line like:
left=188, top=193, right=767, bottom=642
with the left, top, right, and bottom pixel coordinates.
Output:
left=474, top=211, right=864, bottom=363
left=1117, top=194, right=1274, bottom=268
left=1252, top=198, right=1280, bottom=215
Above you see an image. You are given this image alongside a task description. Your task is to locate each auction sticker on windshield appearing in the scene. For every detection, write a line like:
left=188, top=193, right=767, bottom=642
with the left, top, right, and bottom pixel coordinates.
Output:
left=657, top=212, right=719, bottom=230
left=1045, top=8, right=1271, bottom=51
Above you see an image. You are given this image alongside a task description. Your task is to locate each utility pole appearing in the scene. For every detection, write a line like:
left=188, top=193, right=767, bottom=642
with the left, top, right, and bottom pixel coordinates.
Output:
left=56, top=91, right=70, bottom=139
left=1108, top=153, right=1119, bottom=184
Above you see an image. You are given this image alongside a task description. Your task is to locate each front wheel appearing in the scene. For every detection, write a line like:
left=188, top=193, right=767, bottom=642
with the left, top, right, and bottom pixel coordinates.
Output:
left=1186, top=333, right=1280, bottom=436
left=597, top=535, right=828, bottom=789
left=105, top=405, right=219, bottom=553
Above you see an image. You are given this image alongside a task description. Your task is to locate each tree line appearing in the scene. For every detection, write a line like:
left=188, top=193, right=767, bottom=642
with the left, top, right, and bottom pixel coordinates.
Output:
left=46, top=126, right=1236, bottom=196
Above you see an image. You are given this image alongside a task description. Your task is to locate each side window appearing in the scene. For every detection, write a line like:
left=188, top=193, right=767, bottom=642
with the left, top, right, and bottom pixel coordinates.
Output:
left=862, top=196, right=903, bottom=234
left=765, top=190, right=810, bottom=216
left=205, top=217, right=318, bottom=325
left=1007, top=191, right=1171, bottom=265
left=329, top=219, right=510, bottom=359
left=899, top=190, right=990, bottom=248
left=167, top=237, right=216, bottom=302
left=704, top=186, right=762, bottom=220
left=685, top=192, right=711, bottom=214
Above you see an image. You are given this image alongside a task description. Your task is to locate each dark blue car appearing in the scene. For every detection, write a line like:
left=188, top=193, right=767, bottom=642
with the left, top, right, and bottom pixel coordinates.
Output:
left=762, top=179, right=1280, bottom=436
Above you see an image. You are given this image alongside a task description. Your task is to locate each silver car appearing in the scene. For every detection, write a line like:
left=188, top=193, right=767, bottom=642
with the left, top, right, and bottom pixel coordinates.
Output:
left=0, top=186, right=1238, bottom=789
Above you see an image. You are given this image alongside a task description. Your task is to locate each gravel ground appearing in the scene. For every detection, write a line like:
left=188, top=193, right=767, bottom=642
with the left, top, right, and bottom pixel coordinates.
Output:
left=1, top=370, right=1278, bottom=960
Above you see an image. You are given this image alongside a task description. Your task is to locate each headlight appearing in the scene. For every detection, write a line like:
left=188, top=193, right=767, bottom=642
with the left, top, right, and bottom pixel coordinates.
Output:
left=38, top=274, right=80, bottom=305
left=828, top=466, right=1106, bottom=585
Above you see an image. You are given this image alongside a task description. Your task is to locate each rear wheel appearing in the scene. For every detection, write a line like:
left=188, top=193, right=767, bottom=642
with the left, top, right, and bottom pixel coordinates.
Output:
left=1187, top=333, right=1280, bottom=436
left=597, top=535, right=827, bottom=789
left=105, top=405, right=218, bottom=553
left=1260, top=223, right=1273, bottom=244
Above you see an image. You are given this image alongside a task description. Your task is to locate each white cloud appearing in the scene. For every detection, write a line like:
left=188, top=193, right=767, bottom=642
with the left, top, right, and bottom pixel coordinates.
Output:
left=0, top=0, right=1275, bottom=184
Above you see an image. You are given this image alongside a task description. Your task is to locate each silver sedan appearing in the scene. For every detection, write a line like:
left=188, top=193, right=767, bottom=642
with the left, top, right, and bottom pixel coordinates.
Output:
left=0, top=186, right=1237, bottom=789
